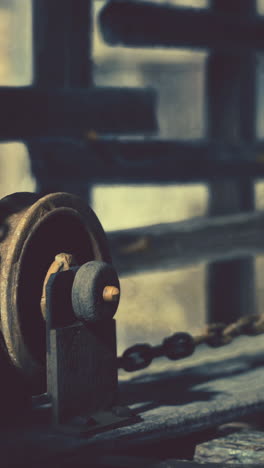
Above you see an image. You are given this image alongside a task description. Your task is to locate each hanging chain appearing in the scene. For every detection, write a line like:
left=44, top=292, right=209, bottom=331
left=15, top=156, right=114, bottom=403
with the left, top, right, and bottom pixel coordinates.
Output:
left=117, top=314, right=264, bottom=372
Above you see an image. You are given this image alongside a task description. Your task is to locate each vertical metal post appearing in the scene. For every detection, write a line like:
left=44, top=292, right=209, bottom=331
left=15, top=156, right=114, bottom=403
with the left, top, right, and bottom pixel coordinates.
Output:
left=30, top=0, right=93, bottom=200
left=207, top=0, right=256, bottom=323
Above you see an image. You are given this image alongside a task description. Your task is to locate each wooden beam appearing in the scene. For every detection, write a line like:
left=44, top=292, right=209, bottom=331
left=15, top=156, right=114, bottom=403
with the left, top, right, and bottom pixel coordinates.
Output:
left=31, top=0, right=94, bottom=198
left=27, top=138, right=264, bottom=184
left=0, top=87, right=156, bottom=139
left=108, top=211, right=264, bottom=276
left=99, top=1, right=264, bottom=51
left=32, top=0, right=93, bottom=88
left=206, top=0, right=256, bottom=324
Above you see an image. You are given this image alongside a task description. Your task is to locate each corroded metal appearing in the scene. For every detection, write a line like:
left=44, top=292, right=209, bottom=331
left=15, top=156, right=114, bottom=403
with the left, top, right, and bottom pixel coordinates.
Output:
left=40, top=252, right=77, bottom=319
left=103, top=285, right=120, bottom=303
left=0, top=192, right=111, bottom=394
left=118, top=314, right=264, bottom=372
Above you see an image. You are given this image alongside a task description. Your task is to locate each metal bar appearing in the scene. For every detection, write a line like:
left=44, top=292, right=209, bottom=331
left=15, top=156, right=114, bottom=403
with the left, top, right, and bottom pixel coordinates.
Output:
left=108, top=211, right=264, bottom=277
left=0, top=87, right=157, bottom=139
left=99, top=1, right=264, bottom=51
left=27, top=138, right=264, bottom=183
left=207, top=0, right=256, bottom=324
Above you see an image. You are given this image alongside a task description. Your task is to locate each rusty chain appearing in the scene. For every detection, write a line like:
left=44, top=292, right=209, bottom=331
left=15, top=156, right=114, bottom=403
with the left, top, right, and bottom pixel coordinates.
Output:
left=194, top=314, right=264, bottom=347
left=118, top=314, right=264, bottom=372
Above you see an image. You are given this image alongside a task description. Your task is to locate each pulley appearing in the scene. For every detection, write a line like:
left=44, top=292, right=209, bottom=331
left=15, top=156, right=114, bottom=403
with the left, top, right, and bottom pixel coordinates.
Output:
left=0, top=192, right=116, bottom=397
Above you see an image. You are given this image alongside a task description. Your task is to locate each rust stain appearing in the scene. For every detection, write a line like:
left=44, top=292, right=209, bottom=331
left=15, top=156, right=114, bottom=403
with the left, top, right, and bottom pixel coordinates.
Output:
left=40, top=253, right=77, bottom=319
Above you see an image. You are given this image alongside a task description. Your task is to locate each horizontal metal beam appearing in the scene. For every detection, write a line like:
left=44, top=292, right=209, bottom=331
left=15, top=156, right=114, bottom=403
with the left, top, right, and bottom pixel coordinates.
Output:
left=28, top=139, right=264, bottom=183
left=108, top=211, right=264, bottom=276
left=99, top=1, right=263, bottom=51
left=0, top=87, right=156, bottom=139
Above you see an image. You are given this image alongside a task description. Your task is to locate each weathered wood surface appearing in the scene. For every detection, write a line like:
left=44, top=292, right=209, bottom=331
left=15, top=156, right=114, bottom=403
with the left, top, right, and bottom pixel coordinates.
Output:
left=28, top=138, right=264, bottom=184
left=1, top=335, right=264, bottom=466
left=47, top=322, right=117, bottom=424
left=195, top=429, right=264, bottom=465
left=0, top=86, right=156, bottom=139
left=108, top=211, right=264, bottom=276
left=99, top=1, right=263, bottom=52
left=89, top=335, right=264, bottom=449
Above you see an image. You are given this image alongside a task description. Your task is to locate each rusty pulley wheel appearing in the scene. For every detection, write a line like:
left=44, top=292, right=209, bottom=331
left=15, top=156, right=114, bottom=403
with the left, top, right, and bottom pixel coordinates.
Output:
left=0, top=192, right=111, bottom=394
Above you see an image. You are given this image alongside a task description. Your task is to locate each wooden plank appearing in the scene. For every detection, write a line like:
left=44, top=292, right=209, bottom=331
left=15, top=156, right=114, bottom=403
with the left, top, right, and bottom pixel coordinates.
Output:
left=0, top=86, right=157, bottom=139
left=99, top=1, right=264, bottom=51
left=1, top=334, right=263, bottom=466
left=108, top=211, right=264, bottom=276
left=28, top=138, right=264, bottom=184
left=195, top=429, right=264, bottom=464
left=87, top=334, right=264, bottom=449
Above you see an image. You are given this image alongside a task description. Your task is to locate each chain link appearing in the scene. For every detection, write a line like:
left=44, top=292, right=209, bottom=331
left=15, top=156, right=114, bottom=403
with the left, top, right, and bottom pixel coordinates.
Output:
left=118, top=314, right=264, bottom=372
left=194, top=314, right=264, bottom=347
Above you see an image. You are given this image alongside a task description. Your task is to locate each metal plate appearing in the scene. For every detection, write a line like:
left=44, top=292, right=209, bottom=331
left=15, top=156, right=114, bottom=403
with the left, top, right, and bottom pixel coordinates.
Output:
left=0, top=192, right=111, bottom=394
